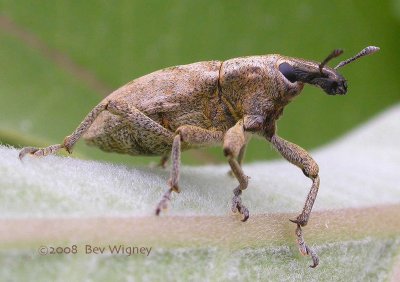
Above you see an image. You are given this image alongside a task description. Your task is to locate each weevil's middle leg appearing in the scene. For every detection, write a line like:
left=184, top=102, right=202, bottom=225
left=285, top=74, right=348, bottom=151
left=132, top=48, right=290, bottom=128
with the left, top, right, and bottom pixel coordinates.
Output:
left=227, top=155, right=249, bottom=221
left=227, top=139, right=249, bottom=177
left=155, top=125, right=224, bottom=215
left=19, top=102, right=108, bottom=159
left=224, top=120, right=250, bottom=222
left=271, top=134, right=320, bottom=267
left=155, top=135, right=181, bottom=215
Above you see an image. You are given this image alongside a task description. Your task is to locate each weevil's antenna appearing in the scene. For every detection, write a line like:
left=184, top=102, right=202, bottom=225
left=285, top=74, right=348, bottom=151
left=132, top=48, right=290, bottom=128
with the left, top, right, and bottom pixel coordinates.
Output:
left=319, top=49, right=343, bottom=74
left=334, top=46, right=380, bottom=69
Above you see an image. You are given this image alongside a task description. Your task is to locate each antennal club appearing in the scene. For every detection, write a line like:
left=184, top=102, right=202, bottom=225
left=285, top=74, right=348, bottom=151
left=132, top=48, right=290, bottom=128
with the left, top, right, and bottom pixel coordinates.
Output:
left=319, top=49, right=343, bottom=74
left=334, top=46, right=380, bottom=69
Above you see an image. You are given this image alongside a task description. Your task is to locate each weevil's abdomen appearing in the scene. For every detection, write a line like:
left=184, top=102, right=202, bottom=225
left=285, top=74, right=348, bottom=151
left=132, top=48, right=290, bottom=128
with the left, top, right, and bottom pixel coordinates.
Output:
left=84, top=111, right=174, bottom=156
left=83, top=61, right=224, bottom=156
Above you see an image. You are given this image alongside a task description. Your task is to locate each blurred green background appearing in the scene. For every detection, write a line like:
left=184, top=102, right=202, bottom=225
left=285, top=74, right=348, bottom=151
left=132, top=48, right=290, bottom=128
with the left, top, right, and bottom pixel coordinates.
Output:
left=0, top=0, right=399, bottom=165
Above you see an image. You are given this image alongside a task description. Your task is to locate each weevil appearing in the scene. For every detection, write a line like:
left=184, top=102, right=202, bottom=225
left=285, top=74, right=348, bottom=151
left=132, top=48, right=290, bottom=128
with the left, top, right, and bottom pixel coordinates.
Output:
left=19, top=46, right=380, bottom=267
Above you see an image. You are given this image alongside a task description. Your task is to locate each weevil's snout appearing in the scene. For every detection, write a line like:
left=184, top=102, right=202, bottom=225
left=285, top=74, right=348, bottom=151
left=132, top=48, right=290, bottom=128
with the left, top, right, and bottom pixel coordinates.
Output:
left=325, top=78, right=347, bottom=95
left=336, top=79, right=347, bottom=95
left=312, top=70, right=348, bottom=95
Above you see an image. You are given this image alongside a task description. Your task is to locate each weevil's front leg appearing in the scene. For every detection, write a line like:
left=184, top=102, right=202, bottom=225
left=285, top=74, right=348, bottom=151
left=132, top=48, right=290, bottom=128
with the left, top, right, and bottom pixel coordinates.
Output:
left=270, top=134, right=320, bottom=268
left=226, top=114, right=262, bottom=177
left=155, top=125, right=224, bottom=215
left=237, top=140, right=249, bottom=167
left=19, top=102, right=108, bottom=159
left=224, top=120, right=250, bottom=222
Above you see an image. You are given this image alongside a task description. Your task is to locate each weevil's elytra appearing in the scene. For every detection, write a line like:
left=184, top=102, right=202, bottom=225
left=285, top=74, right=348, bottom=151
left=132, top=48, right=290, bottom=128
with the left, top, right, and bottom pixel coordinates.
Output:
left=18, top=46, right=380, bottom=268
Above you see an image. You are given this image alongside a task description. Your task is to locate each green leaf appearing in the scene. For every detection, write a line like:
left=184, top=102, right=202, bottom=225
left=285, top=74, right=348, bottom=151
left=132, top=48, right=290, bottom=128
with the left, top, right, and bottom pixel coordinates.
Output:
left=1, top=1, right=400, bottom=165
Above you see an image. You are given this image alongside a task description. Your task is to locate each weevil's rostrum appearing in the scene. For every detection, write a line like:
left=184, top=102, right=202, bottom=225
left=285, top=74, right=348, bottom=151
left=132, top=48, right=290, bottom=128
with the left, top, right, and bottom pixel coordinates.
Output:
left=19, top=46, right=380, bottom=268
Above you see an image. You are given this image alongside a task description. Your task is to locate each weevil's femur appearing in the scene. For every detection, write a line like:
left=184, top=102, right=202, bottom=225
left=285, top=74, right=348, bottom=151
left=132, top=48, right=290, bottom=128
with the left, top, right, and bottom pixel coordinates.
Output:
left=334, top=46, right=380, bottom=69
left=319, top=49, right=343, bottom=74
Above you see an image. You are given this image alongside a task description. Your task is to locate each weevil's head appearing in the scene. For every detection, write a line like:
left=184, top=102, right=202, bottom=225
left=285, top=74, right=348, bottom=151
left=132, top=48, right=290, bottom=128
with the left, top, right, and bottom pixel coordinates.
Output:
left=279, top=46, right=380, bottom=95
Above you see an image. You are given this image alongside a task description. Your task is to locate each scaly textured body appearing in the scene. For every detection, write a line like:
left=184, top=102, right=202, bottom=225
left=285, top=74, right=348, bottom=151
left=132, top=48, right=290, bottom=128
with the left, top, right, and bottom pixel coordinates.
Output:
left=83, top=55, right=304, bottom=155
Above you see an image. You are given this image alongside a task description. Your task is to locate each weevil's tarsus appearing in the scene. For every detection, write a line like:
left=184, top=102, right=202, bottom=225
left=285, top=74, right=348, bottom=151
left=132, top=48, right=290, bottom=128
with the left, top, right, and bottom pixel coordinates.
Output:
left=294, top=224, right=319, bottom=268
left=334, top=46, right=380, bottom=69
left=18, top=144, right=64, bottom=159
left=232, top=187, right=250, bottom=221
left=319, top=49, right=343, bottom=74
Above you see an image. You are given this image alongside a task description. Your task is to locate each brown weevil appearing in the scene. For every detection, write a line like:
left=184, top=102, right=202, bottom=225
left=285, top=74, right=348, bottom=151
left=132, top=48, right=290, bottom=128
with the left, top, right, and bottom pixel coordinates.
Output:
left=19, top=46, right=380, bottom=267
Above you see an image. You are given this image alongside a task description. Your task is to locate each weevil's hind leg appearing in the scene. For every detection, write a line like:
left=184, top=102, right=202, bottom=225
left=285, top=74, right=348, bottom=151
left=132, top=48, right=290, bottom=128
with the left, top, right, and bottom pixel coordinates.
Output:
left=224, top=120, right=250, bottom=222
left=270, top=134, right=320, bottom=268
left=155, top=125, right=224, bottom=215
left=19, top=102, right=108, bottom=159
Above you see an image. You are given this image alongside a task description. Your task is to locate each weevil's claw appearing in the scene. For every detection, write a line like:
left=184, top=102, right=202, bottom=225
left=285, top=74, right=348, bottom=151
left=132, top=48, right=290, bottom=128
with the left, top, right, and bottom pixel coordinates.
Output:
left=293, top=223, right=319, bottom=268
left=231, top=187, right=250, bottom=222
left=155, top=207, right=160, bottom=216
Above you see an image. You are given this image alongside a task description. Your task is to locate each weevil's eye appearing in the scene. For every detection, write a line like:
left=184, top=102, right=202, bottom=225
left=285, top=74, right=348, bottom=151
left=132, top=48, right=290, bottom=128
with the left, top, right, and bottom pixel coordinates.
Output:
left=279, top=62, right=297, bottom=83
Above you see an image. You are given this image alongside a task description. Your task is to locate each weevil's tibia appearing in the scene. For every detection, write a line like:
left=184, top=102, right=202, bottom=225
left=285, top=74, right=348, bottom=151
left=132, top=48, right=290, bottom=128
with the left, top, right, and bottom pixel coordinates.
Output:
left=295, top=224, right=319, bottom=268
left=290, top=175, right=320, bottom=226
left=227, top=136, right=250, bottom=178
left=155, top=135, right=180, bottom=215
left=18, top=102, right=108, bottom=159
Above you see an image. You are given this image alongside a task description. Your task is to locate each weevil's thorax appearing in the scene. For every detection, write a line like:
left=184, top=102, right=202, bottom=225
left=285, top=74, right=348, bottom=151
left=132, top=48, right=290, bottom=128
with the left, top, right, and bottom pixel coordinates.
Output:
left=219, top=55, right=305, bottom=122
